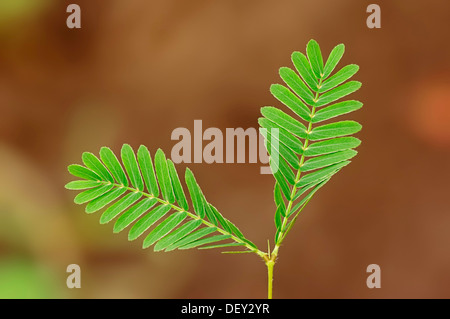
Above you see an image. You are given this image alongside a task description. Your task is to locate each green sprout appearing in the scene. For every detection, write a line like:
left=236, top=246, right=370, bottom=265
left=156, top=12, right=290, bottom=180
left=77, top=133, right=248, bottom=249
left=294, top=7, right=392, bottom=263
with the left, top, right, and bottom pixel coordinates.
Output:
left=65, top=40, right=363, bottom=299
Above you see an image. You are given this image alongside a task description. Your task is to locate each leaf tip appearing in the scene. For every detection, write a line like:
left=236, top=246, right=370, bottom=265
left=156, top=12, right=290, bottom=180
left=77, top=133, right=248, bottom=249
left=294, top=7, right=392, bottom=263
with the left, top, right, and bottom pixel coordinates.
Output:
left=137, top=144, right=148, bottom=153
left=81, top=151, right=94, bottom=159
left=121, top=143, right=133, bottom=153
left=64, top=182, right=72, bottom=189
left=336, top=43, right=345, bottom=50
left=185, top=167, right=193, bottom=177
left=291, top=51, right=300, bottom=59
left=257, top=117, right=265, bottom=126
left=269, top=83, right=280, bottom=94
left=142, top=241, right=151, bottom=249
left=155, top=148, right=165, bottom=158
left=73, top=197, right=83, bottom=205
left=307, top=39, right=320, bottom=50
left=278, top=66, right=290, bottom=76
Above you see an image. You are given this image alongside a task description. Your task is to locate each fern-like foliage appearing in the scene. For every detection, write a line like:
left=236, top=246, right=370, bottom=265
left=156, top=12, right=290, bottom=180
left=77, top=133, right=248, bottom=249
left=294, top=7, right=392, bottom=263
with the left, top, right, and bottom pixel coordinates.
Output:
left=65, top=145, right=260, bottom=254
left=65, top=39, right=363, bottom=299
left=259, top=40, right=363, bottom=244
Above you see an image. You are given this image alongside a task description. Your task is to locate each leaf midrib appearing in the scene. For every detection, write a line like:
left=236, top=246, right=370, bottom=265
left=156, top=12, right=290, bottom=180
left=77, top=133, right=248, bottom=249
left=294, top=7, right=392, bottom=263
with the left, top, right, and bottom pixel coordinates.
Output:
left=94, top=180, right=265, bottom=257
left=274, top=77, right=324, bottom=247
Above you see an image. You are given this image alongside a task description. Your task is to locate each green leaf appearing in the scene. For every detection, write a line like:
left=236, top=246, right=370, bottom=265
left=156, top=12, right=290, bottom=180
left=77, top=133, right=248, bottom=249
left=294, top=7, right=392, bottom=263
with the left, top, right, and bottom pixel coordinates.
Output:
left=319, top=64, right=359, bottom=93
left=185, top=168, right=206, bottom=218
left=179, top=234, right=231, bottom=250
left=167, top=160, right=189, bottom=211
left=292, top=51, right=319, bottom=91
left=241, top=238, right=257, bottom=249
left=65, top=180, right=102, bottom=190
left=301, top=149, right=357, bottom=172
left=68, top=164, right=101, bottom=181
left=222, top=250, right=254, bottom=254
left=278, top=152, right=301, bottom=174
left=297, top=161, right=350, bottom=188
left=128, top=205, right=171, bottom=241
left=85, top=187, right=127, bottom=213
left=203, top=196, right=218, bottom=226
left=315, top=81, right=362, bottom=107
left=143, top=212, right=187, bottom=248
left=82, top=152, right=114, bottom=183
left=154, top=219, right=202, bottom=252
left=274, top=183, right=286, bottom=212
left=271, top=167, right=291, bottom=200
left=67, top=146, right=255, bottom=253
left=100, top=191, right=142, bottom=224
left=304, top=137, right=361, bottom=157
left=74, top=184, right=114, bottom=204
left=289, top=178, right=330, bottom=217
left=308, top=121, right=362, bottom=141
left=270, top=84, right=311, bottom=122
left=165, top=227, right=217, bottom=251
left=208, top=204, right=232, bottom=234
left=267, top=151, right=295, bottom=185
left=259, top=118, right=303, bottom=154
left=114, top=198, right=158, bottom=233
left=261, top=106, right=307, bottom=138
left=274, top=205, right=283, bottom=229
left=99, top=147, right=128, bottom=186
left=279, top=67, right=315, bottom=105
left=312, top=100, right=363, bottom=123
left=293, top=176, right=327, bottom=201
left=154, top=149, right=175, bottom=203
left=275, top=229, right=281, bottom=243
left=226, top=221, right=245, bottom=240
left=306, top=39, right=324, bottom=78
left=261, top=129, right=300, bottom=169
left=198, top=243, right=245, bottom=250
left=121, top=144, right=144, bottom=191
left=137, top=145, right=159, bottom=197
left=323, top=43, right=345, bottom=79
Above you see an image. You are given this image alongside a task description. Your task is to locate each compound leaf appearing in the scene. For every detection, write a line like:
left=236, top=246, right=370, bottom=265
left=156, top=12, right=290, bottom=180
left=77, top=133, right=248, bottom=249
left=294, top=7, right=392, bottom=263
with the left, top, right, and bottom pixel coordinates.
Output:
left=67, top=145, right=256, bottom=254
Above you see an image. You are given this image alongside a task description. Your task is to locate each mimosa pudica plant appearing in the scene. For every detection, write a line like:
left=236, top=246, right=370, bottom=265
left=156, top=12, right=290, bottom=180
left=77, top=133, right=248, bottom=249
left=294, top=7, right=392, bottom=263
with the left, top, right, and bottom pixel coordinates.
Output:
left=65, top=40, right=363, bottom=299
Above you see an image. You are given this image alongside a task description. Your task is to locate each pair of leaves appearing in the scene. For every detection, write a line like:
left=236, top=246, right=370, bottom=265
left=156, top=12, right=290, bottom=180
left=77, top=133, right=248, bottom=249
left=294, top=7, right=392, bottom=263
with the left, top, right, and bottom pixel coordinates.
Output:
left=259, top=40, right=363, bottom=243
left=66, top=39, right=363, bottom=260
left=66, top=145, right=256, bottom=253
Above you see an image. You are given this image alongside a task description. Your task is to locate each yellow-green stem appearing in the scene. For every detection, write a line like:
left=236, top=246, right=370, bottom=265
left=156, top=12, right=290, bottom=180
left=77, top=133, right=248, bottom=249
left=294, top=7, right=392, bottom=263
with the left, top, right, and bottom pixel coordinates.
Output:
left=266, top=260, right=275, bottom=299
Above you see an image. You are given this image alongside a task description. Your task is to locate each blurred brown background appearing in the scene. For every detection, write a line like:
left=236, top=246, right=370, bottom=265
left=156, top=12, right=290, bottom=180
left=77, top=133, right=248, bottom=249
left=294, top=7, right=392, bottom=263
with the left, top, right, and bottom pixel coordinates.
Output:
left=1, top=0, right=449, bottom=299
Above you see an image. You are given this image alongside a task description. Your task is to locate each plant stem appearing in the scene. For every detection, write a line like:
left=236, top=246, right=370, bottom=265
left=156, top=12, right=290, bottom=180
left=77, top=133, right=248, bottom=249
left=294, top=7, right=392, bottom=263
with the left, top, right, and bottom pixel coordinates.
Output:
left=266, top=259, right=275, bottom=299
